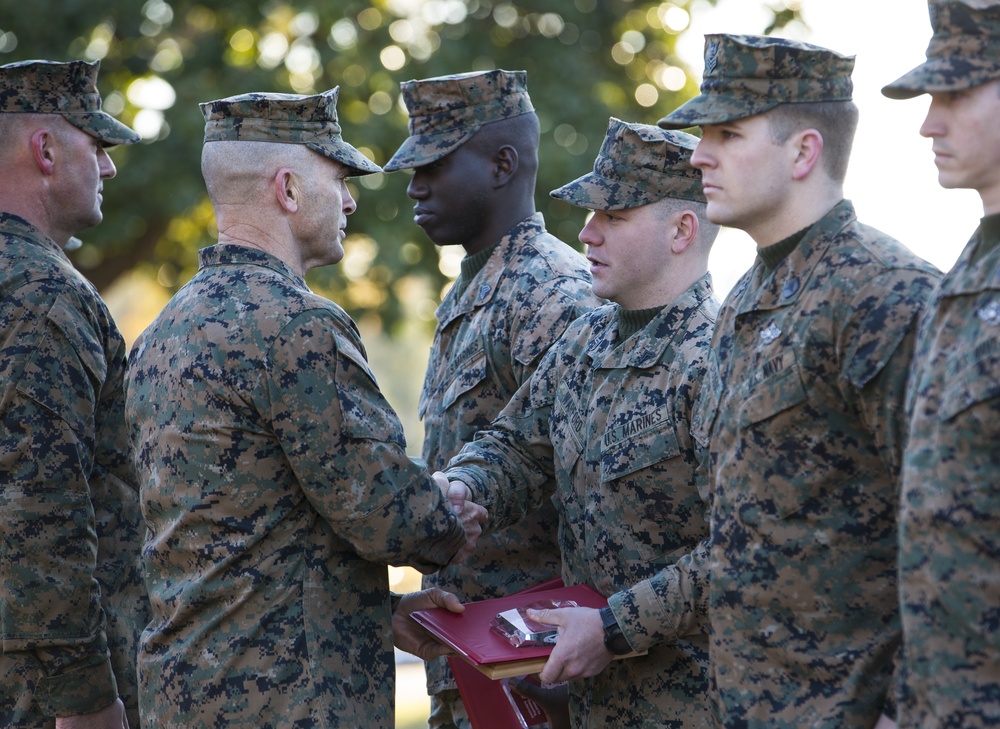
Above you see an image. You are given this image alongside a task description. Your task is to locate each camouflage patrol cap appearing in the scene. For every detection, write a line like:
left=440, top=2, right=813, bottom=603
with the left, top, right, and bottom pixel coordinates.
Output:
left=0, top=59, right=139, bottom=146
left=551, top=118, right=705, bottom=210
left=882, top=1, right=1000, bottom=99
left=658, top=34, right=855, bottom=129
left=200, top=87, right=381, bottom=176
left=383, top=69, right=534, bottom=172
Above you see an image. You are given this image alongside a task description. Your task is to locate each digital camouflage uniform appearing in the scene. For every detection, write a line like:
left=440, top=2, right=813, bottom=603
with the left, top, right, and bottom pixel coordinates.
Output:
left=660, top=36, right=941, bottom=727
left=124, top=91, right=464, bottom=729
left=883, top=3, right=1000, bottom=726
left=0, top=61, right=146, bottom=728
left=445, top=122, right=717, bottom=727
left=385, top=70, right=598, bottom=722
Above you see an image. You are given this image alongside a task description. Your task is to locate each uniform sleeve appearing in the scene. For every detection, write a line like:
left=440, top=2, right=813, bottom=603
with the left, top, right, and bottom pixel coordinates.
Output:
left=263, top=310, right=465, bottom=572
left=0, top=286, right=118, bottom=717
left=445, top=344, right=562, bottom=531
left=608, top=534, right=712, bottom=652
left=841, top=267, right=937, bottom=479
left=840, top=266, right=936, bottom=718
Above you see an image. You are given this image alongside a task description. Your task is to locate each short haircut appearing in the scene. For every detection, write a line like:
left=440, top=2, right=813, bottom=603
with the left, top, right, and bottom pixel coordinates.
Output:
left=653, top=196, right=720, bottom=252
left=766, top=100, right=859, bottom=183
left=466, top=112, right=540, bottom=171
left=201, top=140, right=322, bottom=202
left=0, top=112, right=58, bottom=161
left=0, top=113, right=20, bottom=160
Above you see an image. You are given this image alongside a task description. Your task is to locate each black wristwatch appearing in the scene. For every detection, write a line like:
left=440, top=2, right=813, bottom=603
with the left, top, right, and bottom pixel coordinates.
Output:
left=599, top=606, right=632, bottom=656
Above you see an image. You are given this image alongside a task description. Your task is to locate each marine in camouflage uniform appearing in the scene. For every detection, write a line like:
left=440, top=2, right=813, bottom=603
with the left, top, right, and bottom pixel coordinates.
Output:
left=125, top=89, right=472, bottom=728
left=444, top=121, right=719, bottom=727
left=883, top=3, right=1000, bottom=725
left=384, top=70, right=598, bottom=728
left=659, top=35, right=941, bottom=727
left=0, top=60, right=146, bottom=729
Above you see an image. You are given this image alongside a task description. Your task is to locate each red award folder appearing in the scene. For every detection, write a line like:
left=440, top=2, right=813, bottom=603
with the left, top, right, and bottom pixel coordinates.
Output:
left=410, top=581, right=608, bottom=680
left=447, top=657, right=552, bottom=729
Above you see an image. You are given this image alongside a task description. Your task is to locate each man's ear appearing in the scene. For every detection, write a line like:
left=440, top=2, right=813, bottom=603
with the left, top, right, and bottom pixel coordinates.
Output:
left=274, top=168, right=300, bottom=213
left=494, top=145, right=519, bottom=187
left=670, top=209, right=700, bottom=254
left=30, top=129, right=57, bottom=176
left=791, top=128, right=824, bottom=181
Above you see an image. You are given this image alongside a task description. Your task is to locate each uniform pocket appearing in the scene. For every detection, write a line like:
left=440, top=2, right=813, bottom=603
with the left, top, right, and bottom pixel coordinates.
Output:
left=600, top=418, right=699, bottom=574
left=441, top=345, right=487, bottom=411
left=734, top=358, right=819, bottom=519
left=738, top=361, right=807, bottom=429
left=939, top=338, right=1000, bottom=423
left=600, top=411, right=679, bottom=483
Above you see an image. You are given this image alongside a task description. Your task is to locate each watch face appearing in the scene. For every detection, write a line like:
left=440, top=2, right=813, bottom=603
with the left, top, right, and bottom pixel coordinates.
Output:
left=600, top=607, right=631, bottom=655
left=609, top=632, right=632, bottom=655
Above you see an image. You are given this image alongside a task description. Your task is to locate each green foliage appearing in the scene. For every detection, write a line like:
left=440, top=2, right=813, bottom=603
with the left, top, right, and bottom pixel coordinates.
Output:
left=2, top=0, right=798, bottom=335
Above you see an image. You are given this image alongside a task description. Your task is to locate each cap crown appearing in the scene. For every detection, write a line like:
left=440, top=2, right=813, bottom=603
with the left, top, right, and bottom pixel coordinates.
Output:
left=551, top=118, right=704, bottom=210
left=658, top=34, right=854, bottom=129
left=384, top=69, right=533, bottom=171
left=0, top=59, right=139, bottom=145
left=883, top=0, right=1000, bottom=98
left=200, top=88, right=381, bottom=176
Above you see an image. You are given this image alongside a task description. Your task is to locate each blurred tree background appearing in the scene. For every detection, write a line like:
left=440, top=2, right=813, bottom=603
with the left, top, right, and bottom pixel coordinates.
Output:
left=1, top=0, right=800, bottom=341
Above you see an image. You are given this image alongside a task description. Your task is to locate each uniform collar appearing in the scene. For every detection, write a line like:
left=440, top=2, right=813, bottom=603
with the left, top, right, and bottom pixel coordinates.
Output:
left=435, top=212, right=547, bottom=325
left=0, top=211, right=68, bottom=259
left=940, top=220, right=1000, bottom=297
left=732, top=199, right=854, bottom=316
left=586, top=272, right=715, bottom=369
left=198, top=243, right=307, bottom=288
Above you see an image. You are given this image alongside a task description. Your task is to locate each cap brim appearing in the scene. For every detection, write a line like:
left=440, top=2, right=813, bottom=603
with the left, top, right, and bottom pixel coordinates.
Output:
left=308, top=141, right=383, bottom=176
left=550, top=172, right=653, bottom=211
left=383, top=130, right=471, bottom=172
left=658, top=93, right=776, bottom=130
left=882, top=57, right=1000, bottom=99
left=65, top=112, right=140, bottom=146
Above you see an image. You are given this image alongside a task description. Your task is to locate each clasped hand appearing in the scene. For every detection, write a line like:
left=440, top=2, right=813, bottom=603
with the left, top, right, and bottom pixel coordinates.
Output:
left=431, top=472, right=487, bottom=564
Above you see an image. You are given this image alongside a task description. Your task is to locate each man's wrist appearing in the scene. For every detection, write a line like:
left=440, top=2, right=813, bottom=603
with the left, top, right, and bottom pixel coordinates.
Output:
left=599, top=606, right=632, bottom=656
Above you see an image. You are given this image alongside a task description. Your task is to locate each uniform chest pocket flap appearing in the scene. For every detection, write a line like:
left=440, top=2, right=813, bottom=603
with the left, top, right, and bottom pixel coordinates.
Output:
left=601, top=412, right=679, bottom=483
left=737, top=360, right=807, bottom=430
left=441, top=344, right=487, bottom=411
left=939, top=342, right=1000, bottom=422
